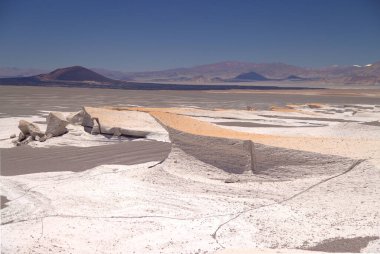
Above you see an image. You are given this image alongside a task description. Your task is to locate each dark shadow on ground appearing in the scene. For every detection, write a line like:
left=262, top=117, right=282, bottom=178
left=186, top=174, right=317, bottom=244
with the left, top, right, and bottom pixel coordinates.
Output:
left=1, top=195, right=10, bottom=209
left=303, top=236, right=379, bottom=253
left=0, top=141, right=171, bottom=176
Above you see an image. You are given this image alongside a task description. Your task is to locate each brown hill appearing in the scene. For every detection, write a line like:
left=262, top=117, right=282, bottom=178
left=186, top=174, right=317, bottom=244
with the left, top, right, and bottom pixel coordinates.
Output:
left=37, top=66, right=113, bottom=83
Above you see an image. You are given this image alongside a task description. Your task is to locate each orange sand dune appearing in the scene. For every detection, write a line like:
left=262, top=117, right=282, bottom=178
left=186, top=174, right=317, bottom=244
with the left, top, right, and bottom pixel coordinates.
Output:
left=147, top=110, right=380, bottom=162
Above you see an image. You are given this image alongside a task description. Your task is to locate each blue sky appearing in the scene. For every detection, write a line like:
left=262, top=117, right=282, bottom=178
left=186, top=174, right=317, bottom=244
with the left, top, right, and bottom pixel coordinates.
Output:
left=1, top=0, right=379, bottom=71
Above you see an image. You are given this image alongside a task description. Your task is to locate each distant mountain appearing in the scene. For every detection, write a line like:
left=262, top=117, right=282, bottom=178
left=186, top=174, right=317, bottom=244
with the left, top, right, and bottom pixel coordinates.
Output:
left=0, top=67, right=48, bottom=78
left=233, top=71, right=269, bottom=81
left=0, top=68, right=316, bottom=91
left=91, top=68, right=133, bottom=81
left=0, top=66, right=126, bottom=88
left=130, top=60, right=380, bottom=85
left=127, top=61, right=311, bottom=81
left=1, top=61, right=380, bottom=85
left=37, top=66, right=113, bottom=83
left=286, top=75, right=305, bottom=81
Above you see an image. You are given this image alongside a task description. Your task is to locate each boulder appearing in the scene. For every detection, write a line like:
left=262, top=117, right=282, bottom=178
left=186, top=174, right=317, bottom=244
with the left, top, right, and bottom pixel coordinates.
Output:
left=18, top=120, right=44, bottom=139
left=67, top=110, right=85, bottom=125
left=18, top=120, right=30, bottom=134
left=45, top=112, right=69, bottom=138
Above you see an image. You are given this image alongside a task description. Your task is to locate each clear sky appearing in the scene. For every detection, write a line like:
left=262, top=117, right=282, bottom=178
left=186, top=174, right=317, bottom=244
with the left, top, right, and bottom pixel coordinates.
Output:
left=1, top=0, right=379, bottom=71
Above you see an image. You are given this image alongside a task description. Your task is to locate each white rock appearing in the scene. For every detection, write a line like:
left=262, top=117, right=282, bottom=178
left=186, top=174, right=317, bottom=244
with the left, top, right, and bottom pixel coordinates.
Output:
left=46, top=112, right=69, bottom=138
left=82, top=107, right=168, bottom=141
left=18, top=120, right=44, bottom=139
left=67, top=110, right=85, bottom=125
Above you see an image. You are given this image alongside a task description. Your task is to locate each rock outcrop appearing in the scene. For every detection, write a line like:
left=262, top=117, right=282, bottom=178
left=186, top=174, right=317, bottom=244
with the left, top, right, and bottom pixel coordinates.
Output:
left=66, top=110, right=85, bottom=125
left=45, top=112, right=69, bottom=138
left=81, top=107, right=168, bottom=141
left=14, top=120, right=44, bottom=146
left=18, top=120, right=44, bottom=139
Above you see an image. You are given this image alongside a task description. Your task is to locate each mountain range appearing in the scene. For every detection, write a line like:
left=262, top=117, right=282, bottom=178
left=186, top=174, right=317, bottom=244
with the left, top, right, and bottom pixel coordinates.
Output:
left=1, top=60, right=380, bottom=85
left=97, top=61, right=380, bottom=85
left=0, top=66, right=317, bottom=91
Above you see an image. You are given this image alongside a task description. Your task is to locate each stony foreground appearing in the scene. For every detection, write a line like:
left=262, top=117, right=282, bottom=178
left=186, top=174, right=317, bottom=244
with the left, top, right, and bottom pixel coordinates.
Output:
left=1, top=102, right=380, bottom=253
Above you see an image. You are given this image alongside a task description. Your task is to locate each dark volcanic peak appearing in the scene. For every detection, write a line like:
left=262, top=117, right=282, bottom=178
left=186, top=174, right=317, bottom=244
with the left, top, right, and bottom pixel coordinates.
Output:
left=37, top=66, right=113, bottom=82
left=234, top=71, right=268, bottom=81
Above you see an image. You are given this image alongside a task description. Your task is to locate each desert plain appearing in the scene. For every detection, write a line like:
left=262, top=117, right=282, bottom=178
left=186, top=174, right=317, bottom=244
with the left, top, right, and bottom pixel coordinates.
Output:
left=1, top=86, right=380, bottom=253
